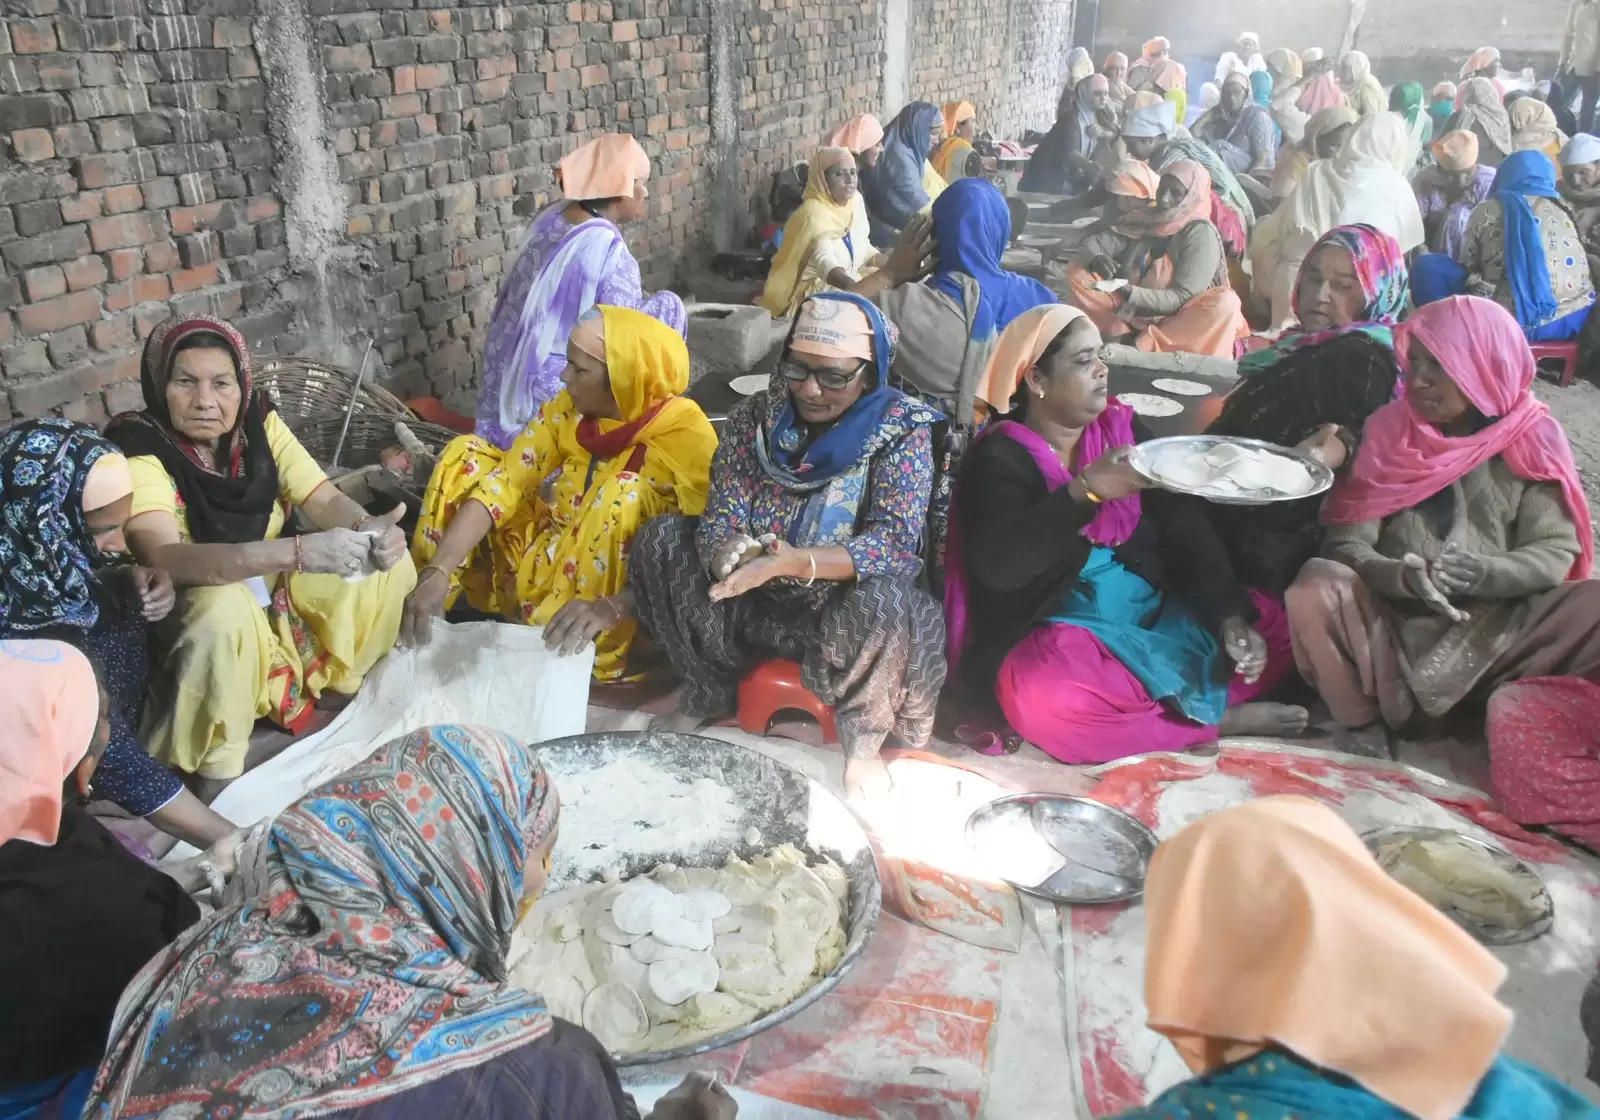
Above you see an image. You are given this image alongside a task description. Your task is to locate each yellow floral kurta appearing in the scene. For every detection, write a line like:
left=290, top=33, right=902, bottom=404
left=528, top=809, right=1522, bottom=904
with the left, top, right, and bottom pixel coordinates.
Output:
left=412, top=304, right=716, bottom=680
left=129, top=411, right=416, bottom=778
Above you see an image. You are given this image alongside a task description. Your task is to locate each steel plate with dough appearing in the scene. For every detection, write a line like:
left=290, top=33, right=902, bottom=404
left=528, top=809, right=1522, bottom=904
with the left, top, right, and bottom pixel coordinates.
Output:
left=1129, top=435, right=1334, bottom=506
left=1363, top=826, right=1554, bottom=945
left=966, top=794, right=1156, bottom=904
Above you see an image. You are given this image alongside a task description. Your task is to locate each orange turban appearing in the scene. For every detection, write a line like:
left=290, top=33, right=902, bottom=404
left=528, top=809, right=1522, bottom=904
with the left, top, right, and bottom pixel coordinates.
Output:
left=557, top=134, right=651, bottom=201
left=826, top=114, right=884, bottom=155
left=1432, top=130, right=1480, bottom=171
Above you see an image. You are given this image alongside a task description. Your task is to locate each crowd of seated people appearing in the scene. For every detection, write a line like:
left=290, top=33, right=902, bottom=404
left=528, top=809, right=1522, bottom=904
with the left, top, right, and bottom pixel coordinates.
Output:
left=11, top=35, right=1600, bottom=1120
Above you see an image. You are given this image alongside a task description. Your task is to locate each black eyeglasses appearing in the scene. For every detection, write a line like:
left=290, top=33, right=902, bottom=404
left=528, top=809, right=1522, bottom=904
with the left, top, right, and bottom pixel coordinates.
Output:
left=779, top=358, right=868, bottom=391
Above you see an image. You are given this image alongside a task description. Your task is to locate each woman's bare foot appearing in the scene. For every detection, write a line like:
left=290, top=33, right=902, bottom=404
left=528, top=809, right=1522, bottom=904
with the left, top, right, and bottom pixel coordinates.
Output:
left=1218, top=703, right=1310, bottom=738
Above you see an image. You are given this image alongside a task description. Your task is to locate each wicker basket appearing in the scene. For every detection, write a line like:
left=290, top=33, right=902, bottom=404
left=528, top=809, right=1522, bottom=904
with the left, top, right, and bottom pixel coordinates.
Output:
left=254, top=357, right=457, bottom=468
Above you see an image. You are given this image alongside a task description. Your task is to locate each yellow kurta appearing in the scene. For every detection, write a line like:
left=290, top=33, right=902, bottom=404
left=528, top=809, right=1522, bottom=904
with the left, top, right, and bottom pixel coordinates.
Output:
left=129, top=411, right=416, bottom=778
left=413, top=392, right=711, bottom=680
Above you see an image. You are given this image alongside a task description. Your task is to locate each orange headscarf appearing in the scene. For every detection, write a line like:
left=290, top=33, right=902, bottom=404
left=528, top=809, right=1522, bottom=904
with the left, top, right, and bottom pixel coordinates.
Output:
left=826, top=114, right=884, bottom=154
left=0, top=639, right=99, bottom=847
left=1117, top=159, right=1210, bottom=238
left=1433, top=129, right=1481, bottom=171
left=1143, top=796, right=1513, bottom=1120
left=941, top=100, right=976, bottom=136
left=1107, top=160, right=1161, bottom=200
left=557, top=134, right=652, bottom=200
left=974, top=304, right=1085, bottom=411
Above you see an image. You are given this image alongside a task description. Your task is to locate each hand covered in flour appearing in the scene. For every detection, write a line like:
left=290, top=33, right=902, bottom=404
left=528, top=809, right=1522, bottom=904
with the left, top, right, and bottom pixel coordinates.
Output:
left=544, top=595, right=629, bottom=656
left=167, top=826, right=250, bottom=897
left=708, top=533, right=774, bottom=581
left=398, top=566, right=450, bottom=648
left=1401, top=553, right=1470, bottom=623
left=646, top=1072, right=738, bottom=1120
left=1429, top=542, right=1486, bottom=599
left=1220, top=615, right=1269, bottom=685
left=709, top=540, right=797, bottom=602
left=129, top=565, right=176, bottom=622
left=355, top=503, right=409, bottom=572
left=298, top=527, right=376, bottom=577
left=843, top=757, right=894, bottom=802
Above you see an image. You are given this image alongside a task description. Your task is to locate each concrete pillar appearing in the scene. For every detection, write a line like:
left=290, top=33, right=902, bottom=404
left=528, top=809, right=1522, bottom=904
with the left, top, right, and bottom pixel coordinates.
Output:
left=252, top=0, right=367, bottom=368
left=883, top=0, right=911, bottom=120
left=705, top=0, right=746, bottom=253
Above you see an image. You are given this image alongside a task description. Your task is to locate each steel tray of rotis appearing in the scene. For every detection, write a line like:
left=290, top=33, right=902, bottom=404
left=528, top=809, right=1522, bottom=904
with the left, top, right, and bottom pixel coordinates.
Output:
left=1128, top=434, right=1335, bottom=506
left=1362, top=826, right=1554, bottom=946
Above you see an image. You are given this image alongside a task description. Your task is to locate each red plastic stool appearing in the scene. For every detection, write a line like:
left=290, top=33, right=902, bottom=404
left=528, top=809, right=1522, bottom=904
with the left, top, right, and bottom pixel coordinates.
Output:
left=1530, top=341, right=1579, bottom=387
left=736, top=658, right=839, bottom=744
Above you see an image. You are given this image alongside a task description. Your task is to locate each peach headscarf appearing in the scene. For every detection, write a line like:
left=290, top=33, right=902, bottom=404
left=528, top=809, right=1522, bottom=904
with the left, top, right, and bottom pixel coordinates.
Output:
left=790, top=295, right=875, bottom=361
left=0, top=639, right=99, bottom=847
left=1461, top=45, right=1500, bottom=79
left=1142, top=36, right=1171, bottom=59
left=1107, top=160, right=1161, bottom=200
left=974, top=303, right=1083, bottom=411
left=827, top=114, right=884, bottom=154
left=557, top=134, right=651, bottom=200
left=1433, top=129, right=1481, bottom=171
left=1119, top=160, right=1210, bottom=237
left=1144, top=796, right=1512, bottom=1120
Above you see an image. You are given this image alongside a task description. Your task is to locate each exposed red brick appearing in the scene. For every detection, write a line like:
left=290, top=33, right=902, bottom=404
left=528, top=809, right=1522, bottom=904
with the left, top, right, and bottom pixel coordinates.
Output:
left=63, top=255, right=109, bottom=291
left=10, top=20, right=58, bottom=54
left=170, top=262, right=221, bottom=293
left=12, top=128, right=55, bottom=162
left=102, top=185, right=143, bottom=215
left=17, top=289, right=102, bottom=333
left=89, top=212, right=163, bottom=252
left=22, top=265, right=67, bottom=302
left=104, top=273, right=169, bottom=312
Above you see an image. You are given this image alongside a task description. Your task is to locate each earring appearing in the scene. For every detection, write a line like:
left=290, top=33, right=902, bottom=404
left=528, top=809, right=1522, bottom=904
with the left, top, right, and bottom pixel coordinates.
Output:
left=1035, top=387, right=1045, bottom=398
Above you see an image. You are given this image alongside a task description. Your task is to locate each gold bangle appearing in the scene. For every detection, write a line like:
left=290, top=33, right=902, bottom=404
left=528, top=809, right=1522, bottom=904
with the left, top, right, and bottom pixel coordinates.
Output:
left=1079, top=479, right=1104, bottom=505
left=418, top=563, right=451, bottom=585
left=293, top=535, right=305, bottom=573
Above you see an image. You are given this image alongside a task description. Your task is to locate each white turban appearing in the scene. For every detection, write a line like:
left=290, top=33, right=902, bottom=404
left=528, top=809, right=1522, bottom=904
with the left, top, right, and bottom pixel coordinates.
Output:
left=1121, top=99, right=1178, bottom=138
left=1562, top=133, right=1600, bottom=167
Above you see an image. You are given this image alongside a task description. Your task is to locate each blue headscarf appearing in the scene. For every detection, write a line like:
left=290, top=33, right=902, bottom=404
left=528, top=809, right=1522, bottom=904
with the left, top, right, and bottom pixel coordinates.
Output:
left=0, top=419, right=117, bottom=633
left=929, top=178, right=1057, bottom=340
left=1250, top=69, right=1274, bottom=107
left=1492, top=150, right=1564, bottom=329
left=860, top=101, right=941, bottom=233
left=760, top=292, right=916, bottom=486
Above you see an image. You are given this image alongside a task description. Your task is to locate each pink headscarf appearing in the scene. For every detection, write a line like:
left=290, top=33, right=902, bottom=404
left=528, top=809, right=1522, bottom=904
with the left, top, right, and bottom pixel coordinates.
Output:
left=0, top=639, right=99, bottom=847
left=1323, top=296, right=1593, bottom=579
left=1297, top=72, right=1349, bottom=116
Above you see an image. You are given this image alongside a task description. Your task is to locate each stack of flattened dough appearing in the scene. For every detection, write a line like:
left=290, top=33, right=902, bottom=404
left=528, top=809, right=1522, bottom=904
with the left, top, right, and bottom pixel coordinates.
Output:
left=509, top=845, right=849, bottom=1053
left=1152, top=442, right=1316, bottom=497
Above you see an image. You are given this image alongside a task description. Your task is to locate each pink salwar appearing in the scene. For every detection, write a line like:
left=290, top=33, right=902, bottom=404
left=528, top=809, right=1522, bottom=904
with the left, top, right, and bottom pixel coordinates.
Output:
left=994, top=589, right=1293, bottom=765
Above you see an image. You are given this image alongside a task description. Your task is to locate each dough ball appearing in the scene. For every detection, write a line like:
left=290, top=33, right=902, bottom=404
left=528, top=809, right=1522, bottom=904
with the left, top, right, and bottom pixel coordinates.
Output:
left=652, top=910, right=715, bottom=951
left=582, top=981, right=649, bottom=1051
left=680, top=889, right=732, bottom=922
left=648, top=950, right=721, bottom=1006
left=742, top=826, right=762, bottom=846
left=612, top=880, right=678, bottom=935
left=602, top=866, right=623, bottom=884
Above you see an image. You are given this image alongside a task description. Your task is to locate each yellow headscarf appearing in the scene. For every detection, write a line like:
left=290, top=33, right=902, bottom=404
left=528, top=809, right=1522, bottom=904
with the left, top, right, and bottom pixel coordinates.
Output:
left=932, top=100, right=977, bottom=180
left=582, top=305, right=717, bottom=515
left=758, top=147, right=858, bottom=319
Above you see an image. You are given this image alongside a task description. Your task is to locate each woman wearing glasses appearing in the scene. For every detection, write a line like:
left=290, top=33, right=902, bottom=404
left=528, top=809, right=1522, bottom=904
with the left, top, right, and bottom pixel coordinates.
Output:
left=628, top=294, right=948, bottom=799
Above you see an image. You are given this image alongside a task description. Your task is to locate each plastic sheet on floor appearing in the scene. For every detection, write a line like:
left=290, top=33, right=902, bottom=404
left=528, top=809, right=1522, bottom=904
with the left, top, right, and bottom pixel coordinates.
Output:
left=169, top=620, right=593, bottom=858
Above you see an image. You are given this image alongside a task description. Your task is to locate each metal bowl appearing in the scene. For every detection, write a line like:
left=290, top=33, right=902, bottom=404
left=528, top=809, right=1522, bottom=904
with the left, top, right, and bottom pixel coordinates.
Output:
left=1129, top=434, right=1335, bottom=506
left=1362, top=826, right=1554, bottom=945
left=533, top=731, right=881, bottom=1065
left=965, top=794, right=1157, bottom=904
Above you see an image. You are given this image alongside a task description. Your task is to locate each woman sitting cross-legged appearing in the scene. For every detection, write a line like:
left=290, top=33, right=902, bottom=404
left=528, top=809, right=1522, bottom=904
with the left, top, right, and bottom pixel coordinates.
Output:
left=403, top=306, right=716, bottom=680
left=1112, top=796, right=1591, bottom=1120
left=1065, top=160, right=1249, bottom=357
left=84, top=723, right=732, bottom=1120
left=628, top=294, right=948, bottom=800
left=1206, top=225, right=1409, bottom=595
left=110, top=317, right=415, bottom=798
left=1287, top=295, right=1600, bottom=732
left=860, top=101, right=947, bottom=246
left=945, top=306, right=1306, bottom=766
left=0, top=419, right=234, bottom=847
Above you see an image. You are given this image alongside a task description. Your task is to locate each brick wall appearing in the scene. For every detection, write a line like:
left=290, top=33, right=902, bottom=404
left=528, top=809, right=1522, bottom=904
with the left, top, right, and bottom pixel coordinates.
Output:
left=1, top=0, right=1067, bottom=425
left=909, top=0, right=1076, bottom=137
